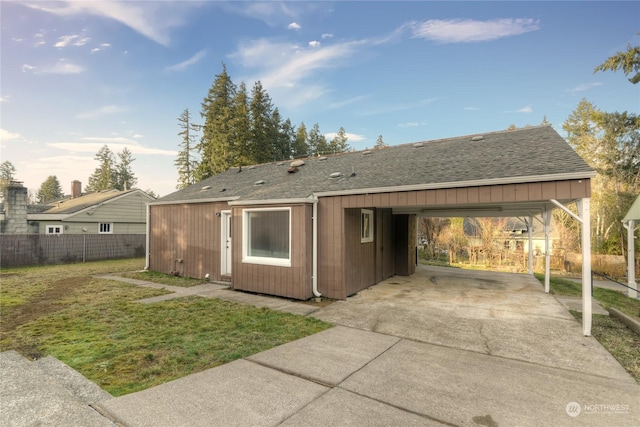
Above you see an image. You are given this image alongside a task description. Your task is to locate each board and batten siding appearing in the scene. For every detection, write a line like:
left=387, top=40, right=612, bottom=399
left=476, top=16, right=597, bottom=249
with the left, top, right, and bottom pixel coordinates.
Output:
left=231, top=204, right=313, bottom=300
left=149, top=202, right=224, bottom=280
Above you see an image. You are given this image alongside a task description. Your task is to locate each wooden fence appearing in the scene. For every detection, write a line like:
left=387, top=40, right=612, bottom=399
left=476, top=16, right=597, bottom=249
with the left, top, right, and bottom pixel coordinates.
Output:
left=0, top=234, right=146, bottom=268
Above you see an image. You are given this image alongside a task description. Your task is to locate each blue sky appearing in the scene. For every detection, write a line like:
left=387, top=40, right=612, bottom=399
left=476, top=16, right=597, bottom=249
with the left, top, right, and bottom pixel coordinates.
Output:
left=1, top=1, right=639, bottom=198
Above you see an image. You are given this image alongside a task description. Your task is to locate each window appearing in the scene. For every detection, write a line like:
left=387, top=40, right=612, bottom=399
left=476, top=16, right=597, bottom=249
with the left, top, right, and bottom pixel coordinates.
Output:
left=99, top=223, right=113, bottom=234
left=361, top=209, right=374, bottom=243
left=243, top=208, right=291, bottom=267
left=46, top=225, right=63, bottom=234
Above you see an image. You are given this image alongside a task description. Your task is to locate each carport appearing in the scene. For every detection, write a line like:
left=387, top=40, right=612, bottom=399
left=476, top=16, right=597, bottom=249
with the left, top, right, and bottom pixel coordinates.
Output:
left=623, top=195, right=639, bottom=298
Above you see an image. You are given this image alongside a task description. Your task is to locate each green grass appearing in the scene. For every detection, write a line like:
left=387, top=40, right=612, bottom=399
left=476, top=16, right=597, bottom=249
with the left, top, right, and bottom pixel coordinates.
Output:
left=534, top=273, right=640, bottom=319
left=119, top=269, right=208, bottom=287
left=0, top=259, right=332, bottom=396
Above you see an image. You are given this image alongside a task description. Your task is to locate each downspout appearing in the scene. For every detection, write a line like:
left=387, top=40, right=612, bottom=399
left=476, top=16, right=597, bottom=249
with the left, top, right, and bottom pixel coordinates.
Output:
left=312, top=195, right=322, bottom=298
left=144, top=203, right=150, bottom=270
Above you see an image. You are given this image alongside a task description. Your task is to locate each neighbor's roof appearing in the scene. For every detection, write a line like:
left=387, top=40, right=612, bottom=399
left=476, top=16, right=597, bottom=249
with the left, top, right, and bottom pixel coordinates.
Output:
left=155, top=126, right=595, bottom=204
left=43, top=189, right=143, bottom=214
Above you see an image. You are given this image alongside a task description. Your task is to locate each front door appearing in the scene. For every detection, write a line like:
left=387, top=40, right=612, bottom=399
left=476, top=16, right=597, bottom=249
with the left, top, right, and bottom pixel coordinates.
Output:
left=221, top=210, right=232, bottom=276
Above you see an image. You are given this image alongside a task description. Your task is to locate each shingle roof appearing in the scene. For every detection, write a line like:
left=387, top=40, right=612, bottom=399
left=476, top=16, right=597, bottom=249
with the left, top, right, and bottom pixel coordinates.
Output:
left=43, top=189, right=133, bottom=214
left=155, top=126, right=594, bottom=204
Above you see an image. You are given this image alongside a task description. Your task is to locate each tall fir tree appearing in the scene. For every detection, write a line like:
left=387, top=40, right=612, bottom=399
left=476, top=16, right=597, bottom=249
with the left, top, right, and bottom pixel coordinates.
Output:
left=329, top=127, right=350, bottom=153
left=115, top=147, right=137, bottom=191
left=230, top=82, right=252, bottom=168
left=277, top=117, right=295, bottom=161
left=292, top=122, right=309, bottom=158
left=250, top=81, right=275, bottom=164
left=374, top=135, right=386, bottom=149
left=196, top=64, right=237, bottom=180
left=36, top=175, right=64, bottom=203
left=175, top=108, right=199, bottom=189
left=308, top=123, right=328, bottom=156
left=86, top=145, right=116, bottom=191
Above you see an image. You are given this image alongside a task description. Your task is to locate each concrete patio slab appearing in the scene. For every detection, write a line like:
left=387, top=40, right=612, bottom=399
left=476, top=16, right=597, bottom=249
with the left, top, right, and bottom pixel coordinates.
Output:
left=96, top=359, right=328, bottom=427
left=340, top=339, right=640, bottom=427
left=280, top=387, right=444, bottom=426
left=248, top=326, right=399, bottom=386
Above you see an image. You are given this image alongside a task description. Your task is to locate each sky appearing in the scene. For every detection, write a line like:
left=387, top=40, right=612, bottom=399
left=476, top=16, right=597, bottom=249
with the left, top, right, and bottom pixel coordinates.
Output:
left=1, top=1, right=639, bottom=198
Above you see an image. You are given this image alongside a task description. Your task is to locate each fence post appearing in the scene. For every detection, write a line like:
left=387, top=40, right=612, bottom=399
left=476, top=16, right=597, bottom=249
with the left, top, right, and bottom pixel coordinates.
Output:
left=83, top=235, right=86, bottom=263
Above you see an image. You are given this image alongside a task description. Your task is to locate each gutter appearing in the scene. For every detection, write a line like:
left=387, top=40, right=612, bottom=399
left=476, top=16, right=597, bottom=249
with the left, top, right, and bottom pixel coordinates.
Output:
left=311, top=195, right=321, bottom=298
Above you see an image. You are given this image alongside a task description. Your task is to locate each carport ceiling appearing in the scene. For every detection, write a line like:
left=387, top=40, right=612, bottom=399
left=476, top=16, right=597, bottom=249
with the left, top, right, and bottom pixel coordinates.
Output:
left=393, top=200, right=576, bottom=218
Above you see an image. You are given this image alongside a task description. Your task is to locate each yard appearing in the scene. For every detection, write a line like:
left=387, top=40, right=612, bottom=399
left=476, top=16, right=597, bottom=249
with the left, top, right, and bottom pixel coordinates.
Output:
left=0, top=259, right=331, bottom=396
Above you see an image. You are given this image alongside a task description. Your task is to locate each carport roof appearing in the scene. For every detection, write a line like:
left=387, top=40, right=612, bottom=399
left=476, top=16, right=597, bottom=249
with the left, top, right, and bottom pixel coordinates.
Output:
left=153, top=125, right=594, bottom=205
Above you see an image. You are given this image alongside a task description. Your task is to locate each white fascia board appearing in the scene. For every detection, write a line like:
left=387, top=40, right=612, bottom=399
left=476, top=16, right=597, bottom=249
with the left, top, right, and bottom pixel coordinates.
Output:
left=313, top=172, right=595, bottom=198
left=28, top=213, right=70, bottom=220
left=147, top=196, right=240, bottom=206
left=228, top=198, right=315, bottom=206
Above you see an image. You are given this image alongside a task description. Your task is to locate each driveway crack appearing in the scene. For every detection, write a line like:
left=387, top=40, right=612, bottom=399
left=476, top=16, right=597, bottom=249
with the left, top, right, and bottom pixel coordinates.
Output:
left=479, top=322, right=492, bottom=355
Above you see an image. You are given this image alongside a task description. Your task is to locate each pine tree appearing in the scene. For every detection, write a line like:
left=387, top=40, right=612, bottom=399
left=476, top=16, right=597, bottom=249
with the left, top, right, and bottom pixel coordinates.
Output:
left=250, top=81, right=275, bottom=164
left=86, top=145, right=116, bottom=191
left=230, top=82, right=252, bottom=168
left=175, top=108, right=199, bottom=189
left=309, top=123, right=328, bottom=156
left=292, top=122, right=309, bottom=158
left=36, top=175, right=64, bottom=203
left=329, top=127, right=350, bottom=153
left=374, top=135, right=386, bottom=149
left=115, top=147, right=137, bottom=191
left=276, top=117, right=295, bottom=161
left=196, top=64, right=237, bottom=180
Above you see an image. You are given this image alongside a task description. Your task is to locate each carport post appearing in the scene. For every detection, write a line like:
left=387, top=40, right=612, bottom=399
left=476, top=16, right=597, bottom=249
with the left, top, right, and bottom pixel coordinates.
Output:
left=626, top=220, right=637, bottom=299
left=527, top=215, right=533, bottom=275
left=578, top=198, right=592, bottom=336
left=543, top=209, right=551, bottom=293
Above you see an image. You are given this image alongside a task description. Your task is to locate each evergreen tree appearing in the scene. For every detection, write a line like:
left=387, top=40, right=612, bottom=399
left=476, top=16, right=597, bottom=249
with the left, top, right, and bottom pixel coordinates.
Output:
left=86, top=145, right=116, bottom=191
left=329, top=127, right=350, bottom=153
left=115, top=147, right=137, bottom=191
left=309, top=123, right=328, bottom=156
left=196, top=64, right=237, bottom=180
left=292, top=122, right=309, bottom=158
left=175, top=108, right=199, bottom=189
left=277, top=117, right=295, bottom=161
left=36, top=175, right=64, bottom=203
left=594, top=43, right=640, bottom=84
left=230, top=82, right=252, bottom=168
left=250, top=81, right=275, bottom=164
left=374, top=135, right=386, bottom=149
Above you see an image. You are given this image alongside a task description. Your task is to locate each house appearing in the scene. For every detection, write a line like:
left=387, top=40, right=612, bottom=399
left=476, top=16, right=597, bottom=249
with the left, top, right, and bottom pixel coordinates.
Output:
left=0, top=180, right=155, bottom=235
left=147, top=125, right=595, bottom=303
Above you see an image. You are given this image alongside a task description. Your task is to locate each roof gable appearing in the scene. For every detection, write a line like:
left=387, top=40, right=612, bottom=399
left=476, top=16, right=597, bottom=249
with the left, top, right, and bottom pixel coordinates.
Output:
left=156, top=126, right=594, bottom=204
left=42, top=189, right=154, bottom=214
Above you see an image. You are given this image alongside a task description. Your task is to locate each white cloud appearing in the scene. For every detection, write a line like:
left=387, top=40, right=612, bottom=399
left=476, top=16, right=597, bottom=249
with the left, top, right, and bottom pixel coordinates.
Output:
left=516, top=104, right=533, bottom=113
left=12, top=37, right=24, bottom=42
left=49, top=138, right=177, bottom=156
left=23, top=1, right=200, bottom=46
left=288, top=22, right=301, bottom=30
left=91, top=48, right=100, bottom=53
left=1, top=128, right=23, bottom=141
left=308, top=40, right=320, bottom=48
left=411, top=18, right=540, bottom=43
left=321, top=33, right=333, bottom=39
left=566, top=82, right=602, bottom=94
left=44, top=59, right=84, bottom=74
left=54, top=34, right=78, bottom=47
left=165, top=50, right=206, bottom=72
left=0, top=95, right=9, bottom=103
left=76, top=105, right=127, bottom=119
left=324, top=132, right=365, bottom=142
left=22, top=64, right=37, bottom=73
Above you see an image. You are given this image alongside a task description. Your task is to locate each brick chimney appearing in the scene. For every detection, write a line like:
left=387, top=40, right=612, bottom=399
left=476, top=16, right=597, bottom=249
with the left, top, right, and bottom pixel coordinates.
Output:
left=2, top=181, right=28, bottom=234
left=71, top=180, right=81, bottom=198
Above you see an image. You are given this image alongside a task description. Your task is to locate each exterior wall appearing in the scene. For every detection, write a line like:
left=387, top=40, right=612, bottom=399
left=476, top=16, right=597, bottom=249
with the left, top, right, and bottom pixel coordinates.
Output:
left=344, top=208, right=376, bottom=297
left=394, top=214, right=417, bottom=276
left=231, top=204, right=313, bottom=300
left=148, top=202, right=226, bottom=280
left=36, top=221, right=147, bottom=234
left=63, top=192, right=150, bottom=225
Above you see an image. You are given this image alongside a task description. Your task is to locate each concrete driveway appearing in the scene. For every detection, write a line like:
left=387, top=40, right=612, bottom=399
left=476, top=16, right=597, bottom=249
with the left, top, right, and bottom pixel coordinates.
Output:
left=95, top=265, right=638, bottom=426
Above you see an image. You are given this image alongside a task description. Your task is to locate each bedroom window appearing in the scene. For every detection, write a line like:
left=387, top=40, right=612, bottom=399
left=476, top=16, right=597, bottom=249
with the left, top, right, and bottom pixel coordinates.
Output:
left=46, top=225, right=63, bottom=234
left=361, top=209, right=374, bottom=243
left=99, top=223, right=113, bottom=234
left=243, top=208, right=291, bottom=267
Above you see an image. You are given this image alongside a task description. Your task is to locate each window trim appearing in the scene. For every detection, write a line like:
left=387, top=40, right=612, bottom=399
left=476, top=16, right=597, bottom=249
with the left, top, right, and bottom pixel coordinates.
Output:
left=361, top=209, right=374, bottom=243
left=242, top=207, right=292, bottom=267
left=98, top=223, right=113, bottom=234
left=45, top=224, right=63, bottom=235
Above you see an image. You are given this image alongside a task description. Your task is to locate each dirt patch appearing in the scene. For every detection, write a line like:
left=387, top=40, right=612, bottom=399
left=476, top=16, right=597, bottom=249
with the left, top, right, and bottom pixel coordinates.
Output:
left=1, top=276, right=88, bottom=334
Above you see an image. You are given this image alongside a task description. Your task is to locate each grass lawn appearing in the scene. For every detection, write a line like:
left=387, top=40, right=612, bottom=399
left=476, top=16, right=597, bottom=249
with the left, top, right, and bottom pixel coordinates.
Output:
left=533, top=273, right=640, bottom=383
left=119, top=269, right=208, bottom=288
left=0, top=259, right=332, bottom=396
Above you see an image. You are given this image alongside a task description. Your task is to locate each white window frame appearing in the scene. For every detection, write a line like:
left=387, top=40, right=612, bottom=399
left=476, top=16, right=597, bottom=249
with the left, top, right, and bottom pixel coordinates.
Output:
left=242, top=207, right=291, bottom=267
left=45, top=225, right=63, bottom=234
left=99, top=223, right=113, bottom=234
left=361, top=209, right=374, bottom=243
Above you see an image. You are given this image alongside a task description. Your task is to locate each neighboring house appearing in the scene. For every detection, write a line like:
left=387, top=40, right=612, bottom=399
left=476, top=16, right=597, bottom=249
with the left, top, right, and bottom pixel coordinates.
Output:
left=464, top=217, right=556, bottom=256
left=0, top=180, right=155, bottom=235
left=147, top=126, right=595, bottom=301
